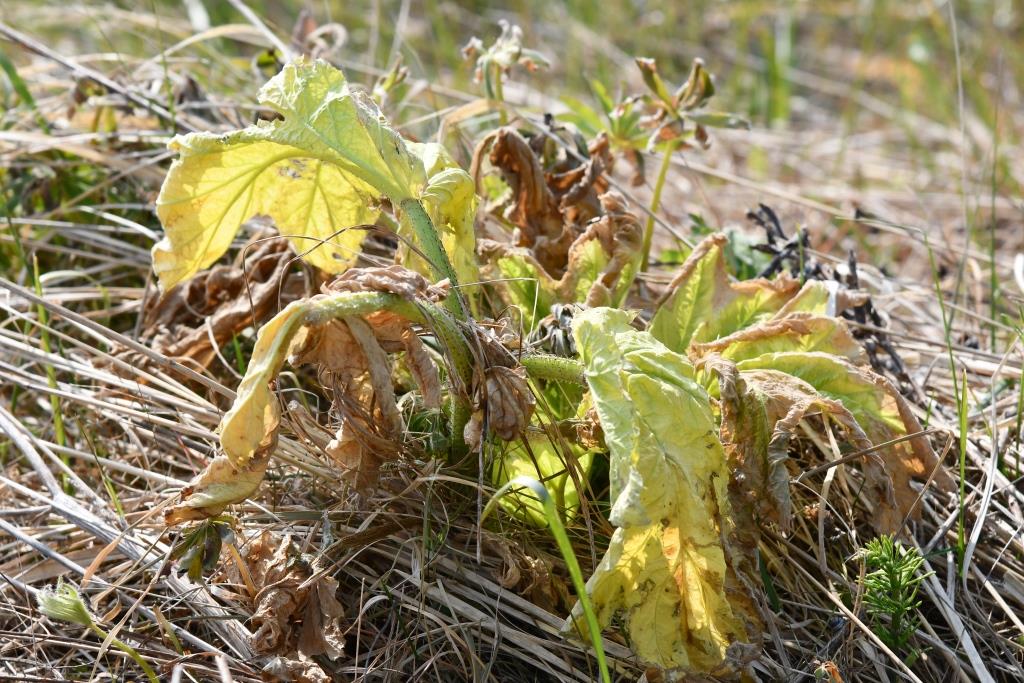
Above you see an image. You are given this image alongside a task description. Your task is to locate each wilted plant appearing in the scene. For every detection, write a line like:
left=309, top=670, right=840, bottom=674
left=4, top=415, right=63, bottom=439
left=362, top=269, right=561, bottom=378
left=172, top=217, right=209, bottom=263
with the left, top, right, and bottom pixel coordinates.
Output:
left=152, top=57, right=950, bottom=679
left=633, top=57, right=749, bottom=268
left=462, top=20, right=549, bottom=123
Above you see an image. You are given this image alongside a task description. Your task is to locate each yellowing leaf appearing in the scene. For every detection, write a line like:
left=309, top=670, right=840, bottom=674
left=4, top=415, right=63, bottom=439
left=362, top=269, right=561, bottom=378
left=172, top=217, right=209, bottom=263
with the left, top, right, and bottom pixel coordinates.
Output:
left=154, top=58, right=427, bottom=290
left=650, top=234, right=800, bottom=353
left=691, top=312, right=864, bottom=364
left=219, top=298, right=311, bottom=468
left=413, top=148, right=481, bottom=300
left=219, top=291, right=410, bottom=468
left=165, top=454, right=270, bottom=525
left=481, top=245, right=557, bottom=331
left=568, top=308, right=756, bottom=675
left=706, top=357, right=876, bottom=532
left=491, top=434, right=596, bottom=527
left=735, top=351, right=953, bottom=531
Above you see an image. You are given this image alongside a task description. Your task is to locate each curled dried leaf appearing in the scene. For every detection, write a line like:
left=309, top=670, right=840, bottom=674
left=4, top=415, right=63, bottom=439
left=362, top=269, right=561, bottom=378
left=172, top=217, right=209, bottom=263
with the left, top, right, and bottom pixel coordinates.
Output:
left=734, top=351, right=953, bottom=532
left=262, top=657, right=329, bottom=683
left=326, top=264, right=448, bottom=302
left=483, top=128, right=566, bottom=264
left=325, top=418, right=400, bottom=490
left=401, top=326, right=442, bottom=409
left=230, top=532, right=347, bottom=664
left=344, top=316, right=403, bottom=436
left=466, top=365, right=535, bottom=448
left=144, top=236, right=300, bottom=368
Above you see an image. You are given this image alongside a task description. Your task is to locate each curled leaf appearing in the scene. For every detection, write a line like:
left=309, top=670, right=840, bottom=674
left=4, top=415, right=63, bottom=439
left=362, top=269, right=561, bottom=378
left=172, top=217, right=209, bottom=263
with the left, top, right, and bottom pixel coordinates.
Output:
left=465, top=365, right=536, bottom=448
left=219, top=299, right=310, bottom=468
left=326, top=264, right=448, bottom=302
left=705, top=357, right=876, bottom=532
left=735, top=351, right=953, bottom=531
left=165, top=454, right=271, bottom=525
left=691, top=312, right=865, bottom=364
left=230, top=531, right=347, bottom=664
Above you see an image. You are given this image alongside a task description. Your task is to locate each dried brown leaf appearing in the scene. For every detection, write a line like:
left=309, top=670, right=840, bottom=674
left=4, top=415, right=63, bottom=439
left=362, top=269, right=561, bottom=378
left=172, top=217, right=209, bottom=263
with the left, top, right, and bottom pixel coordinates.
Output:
left=234, top=532, right=347, bottom=664
left=481, top=365, right=535, bottom=441
left=145, top=236, right=299, bottom=368
left=325, top=264, right=448, bottom=301
left=261, top=656, right=329, bottom=683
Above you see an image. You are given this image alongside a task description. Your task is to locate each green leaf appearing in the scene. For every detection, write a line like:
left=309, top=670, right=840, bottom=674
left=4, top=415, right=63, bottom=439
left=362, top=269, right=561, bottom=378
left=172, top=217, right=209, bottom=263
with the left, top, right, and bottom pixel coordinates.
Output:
left=650, top=234, right=732, bottom=352
left=568, top=308, right=756, bottom=674
left=650, top=234, right=853, bottom=355
left=674, top=59, right=716, bottom=111
left=650, top=234, right=799, bottom=352
left=487, top=248, right=558, bottom=331
left=491, top=434, right=595, bottom=527
left=689, top=112, right=751, bottom=130
left=154, top=58, right=427, bottom=290
left=634, top=57, right=675, bottom=108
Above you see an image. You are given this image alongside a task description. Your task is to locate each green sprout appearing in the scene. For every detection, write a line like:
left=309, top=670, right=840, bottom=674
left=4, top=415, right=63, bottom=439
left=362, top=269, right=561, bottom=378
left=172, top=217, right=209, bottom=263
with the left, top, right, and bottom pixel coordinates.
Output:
left=861, top=535, right=929, bottom=662
left=37, top=580, right=159, bottom=683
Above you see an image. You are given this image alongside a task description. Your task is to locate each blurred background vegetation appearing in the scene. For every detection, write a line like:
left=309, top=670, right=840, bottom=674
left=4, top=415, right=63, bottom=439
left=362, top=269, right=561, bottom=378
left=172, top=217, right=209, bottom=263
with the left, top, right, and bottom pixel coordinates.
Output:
left=5, top=0, right=1020, bottom=264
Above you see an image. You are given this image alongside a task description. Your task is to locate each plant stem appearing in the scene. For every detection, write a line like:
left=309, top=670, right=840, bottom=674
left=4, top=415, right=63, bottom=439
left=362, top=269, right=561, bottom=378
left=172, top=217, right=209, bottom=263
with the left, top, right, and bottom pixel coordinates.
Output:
left=641, top=143, right=677, bottom=271
left=493, top=67, right=508, bottom=126
left=398, top=198, right=470, bottom=322
left=89, top=624, right=158, bottom=683
left=520, top=354, right=585, bottom=384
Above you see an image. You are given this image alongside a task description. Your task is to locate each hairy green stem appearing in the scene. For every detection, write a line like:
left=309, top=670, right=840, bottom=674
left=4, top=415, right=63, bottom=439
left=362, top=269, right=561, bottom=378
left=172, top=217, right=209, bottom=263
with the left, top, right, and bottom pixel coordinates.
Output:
left=641, top=143, right=677, bottom=271
left=520, top=354, right=585, bottom=384
left=407, top=301, right=475, bottom=452
left=398, top=198, right=470, bottom=322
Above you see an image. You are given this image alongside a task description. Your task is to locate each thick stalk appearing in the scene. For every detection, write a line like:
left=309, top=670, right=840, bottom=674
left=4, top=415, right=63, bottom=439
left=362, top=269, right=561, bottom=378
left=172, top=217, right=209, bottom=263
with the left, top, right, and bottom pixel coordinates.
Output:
left=405, top=301, right=475, bottom=453
left=640, top=143, right=677, bottom=271
left=520, top=354, right=585, bottom=385
left=398, top=198, right=470, bottom=322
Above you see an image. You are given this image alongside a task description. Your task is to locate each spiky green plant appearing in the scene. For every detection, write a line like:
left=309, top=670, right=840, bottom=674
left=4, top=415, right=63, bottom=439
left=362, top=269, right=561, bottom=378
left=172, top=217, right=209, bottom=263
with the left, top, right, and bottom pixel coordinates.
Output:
left=862, top=535, right=930, bottom=660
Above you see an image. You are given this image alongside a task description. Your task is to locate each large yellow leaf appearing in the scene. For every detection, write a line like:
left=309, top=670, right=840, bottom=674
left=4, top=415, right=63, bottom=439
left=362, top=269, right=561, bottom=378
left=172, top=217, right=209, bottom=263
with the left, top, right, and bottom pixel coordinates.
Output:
left=154, top=58, right=427, bottom=290
left=568, top=308, right=757, bottom=675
